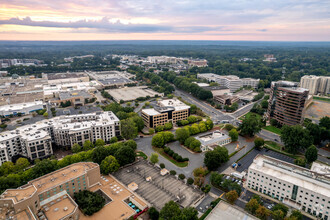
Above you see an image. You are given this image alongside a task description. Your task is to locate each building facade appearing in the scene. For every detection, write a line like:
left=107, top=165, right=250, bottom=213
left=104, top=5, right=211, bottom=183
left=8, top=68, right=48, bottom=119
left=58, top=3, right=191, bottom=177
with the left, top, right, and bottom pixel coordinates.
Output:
left=247, top=155, right=330, bottom=219
left=266, top=81, right=309, bottom=126
left=141, top=99, right=190, bottom=128
left=0, top=162, right=100, bottom=220
left=300, top=75, right=330, bottom=95
left=0, top=112, right=120, bottom=165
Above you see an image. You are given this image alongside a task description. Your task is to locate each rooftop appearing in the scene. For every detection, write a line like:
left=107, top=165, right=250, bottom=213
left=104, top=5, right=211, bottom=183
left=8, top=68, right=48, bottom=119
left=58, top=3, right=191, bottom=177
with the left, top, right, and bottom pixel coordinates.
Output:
left=196, top=131, right=231, bottom=146
left=2, top=185, right=37, bottom=203
left=0, top=101, right=43, bottom=111
left=42, top=195, right=77, bottom=220
left=59, top=90, right=92, bottom=100
left=206, top=201, right=258, bottom=220
left=47, top=72, right=87, bottom=80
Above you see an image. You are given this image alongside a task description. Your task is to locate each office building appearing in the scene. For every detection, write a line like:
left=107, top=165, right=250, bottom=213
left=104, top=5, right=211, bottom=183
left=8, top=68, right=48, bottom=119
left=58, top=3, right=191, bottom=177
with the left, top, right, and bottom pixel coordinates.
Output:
left=300, top=75, right=330, bottom=95
left=0, top=101, right=44, bottom=117
left=188, top=59, right=208, bottom=67
left=213, top=94, right=239, bottom=105
left=266, top=81, right=309, bottom=126
left=196, top=131, right=231, bottom=152
left=247, top=155, right=330, bottom=219
left=0, top=112, right=120, bottom=165
left=141, top=99, right=190, bottom=128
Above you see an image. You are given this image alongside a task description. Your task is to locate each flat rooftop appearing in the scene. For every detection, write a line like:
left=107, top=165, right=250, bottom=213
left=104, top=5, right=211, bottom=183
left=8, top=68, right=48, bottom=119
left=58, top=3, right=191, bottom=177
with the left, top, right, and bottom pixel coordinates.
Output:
left=29, top=162, right=98, bottom=193
left=206, top=201, right=258, bottom=220
left=106, top=86, right=162, bottom=102
left=196, top=131, right=231, bottom=146
left=0, top=207, right=35, bottom=220
left=59, top=90, right=92, bottom=100
left=42, top=195, right=77, bottom=220
left=47, top=72, right=87, bottom=80
left=2, top=185, right=36, bottom=203
left=80, top=175, right=148, bottom=220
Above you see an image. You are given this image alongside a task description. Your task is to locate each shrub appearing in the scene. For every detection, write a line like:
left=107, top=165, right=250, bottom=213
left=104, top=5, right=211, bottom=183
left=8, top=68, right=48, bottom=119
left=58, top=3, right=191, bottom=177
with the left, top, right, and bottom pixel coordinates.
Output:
left=170, top=170, right=177, bottom=175
left=179, top=174, right=185, bottom=180
left=160, top=163, right=165, bottom=169
left=187, top=177, right=194, bottom=185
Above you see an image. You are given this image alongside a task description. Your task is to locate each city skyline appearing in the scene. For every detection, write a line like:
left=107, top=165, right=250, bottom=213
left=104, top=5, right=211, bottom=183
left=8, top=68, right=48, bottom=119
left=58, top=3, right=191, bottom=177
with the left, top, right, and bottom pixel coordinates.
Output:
left=0, top=0, right=329, bottom=41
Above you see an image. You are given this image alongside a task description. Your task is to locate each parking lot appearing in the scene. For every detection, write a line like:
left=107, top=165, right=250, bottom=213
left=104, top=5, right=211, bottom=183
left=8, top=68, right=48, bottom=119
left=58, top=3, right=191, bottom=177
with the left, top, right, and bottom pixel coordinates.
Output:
left=113, top=160, right=204, bottom=210
left=236, top=148, right=295, bottom=172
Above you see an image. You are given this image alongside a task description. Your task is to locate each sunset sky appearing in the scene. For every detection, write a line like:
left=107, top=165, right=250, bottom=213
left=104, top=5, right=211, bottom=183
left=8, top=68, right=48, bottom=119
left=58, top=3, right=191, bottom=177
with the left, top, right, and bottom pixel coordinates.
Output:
left=0, top=0, right=329, bottom=41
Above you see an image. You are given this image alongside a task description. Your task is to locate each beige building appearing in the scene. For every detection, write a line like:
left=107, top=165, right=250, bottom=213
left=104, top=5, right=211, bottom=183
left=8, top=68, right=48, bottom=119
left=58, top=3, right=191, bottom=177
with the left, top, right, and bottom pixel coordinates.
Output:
left=247, top=155, right=330, bottom=219
left=141, top=99, right=190, bottom=128
left=300, top=75, right=330, bottom=95
left=0, top=162, right=149, bottom=220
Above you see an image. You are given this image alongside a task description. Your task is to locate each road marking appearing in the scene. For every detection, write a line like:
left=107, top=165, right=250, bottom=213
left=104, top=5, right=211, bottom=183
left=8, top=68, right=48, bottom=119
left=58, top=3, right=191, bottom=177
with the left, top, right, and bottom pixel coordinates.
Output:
left=219, top=193, right=224, bottom=198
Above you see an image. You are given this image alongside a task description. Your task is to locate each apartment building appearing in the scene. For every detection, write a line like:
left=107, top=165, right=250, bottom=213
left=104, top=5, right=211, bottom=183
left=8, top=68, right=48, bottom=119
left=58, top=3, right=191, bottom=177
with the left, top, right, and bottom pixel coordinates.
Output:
left=247, top=155, right=330, bottom=219
left=0, top=162, right=100, bottom=220
left=0, top=101, right=44, bottom=117
left=266, top=81, right=309, bottom=126
left=0, top=112, right=120, bottom=165
left=188, top=59, right=208, bottom=67
left=300, top=75, right=330, bottom=95
left=141, top=99, right=190, bottom=128
left=197, top=73, right=259, bottom=92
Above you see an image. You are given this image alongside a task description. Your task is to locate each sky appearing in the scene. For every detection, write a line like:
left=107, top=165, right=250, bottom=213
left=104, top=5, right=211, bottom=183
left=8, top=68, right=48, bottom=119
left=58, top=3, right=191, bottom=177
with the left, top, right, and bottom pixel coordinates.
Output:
left=0, top=0, right=329, bottom=41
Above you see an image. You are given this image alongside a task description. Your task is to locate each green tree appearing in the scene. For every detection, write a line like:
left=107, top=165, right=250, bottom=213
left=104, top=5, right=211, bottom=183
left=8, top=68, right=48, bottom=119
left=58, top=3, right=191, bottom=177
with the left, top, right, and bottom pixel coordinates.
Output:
left=15, top=158, right=30, bottom=171
left=187, top=177, right=194, bottom=185
left=184, top=137, right=195, bottom=147
left=260, top=100, right=268, bottom=108
left=32, top=159, right=57, bottom=178
left=245, top=198, right=260, bottom=215
left=114, top=145, right=136, bottom=166
left=132, top=116, right=145, bottom=132
left=254, top=137, right=265, bottom=150
left=239, top=114, right=262, bottom=137
left=100, top=155, right=120, bottom=174
left=149, top=128, right=155, bottom=135
left=272, top=203, right=288, bottom=216
left=164, top=122, right=173, bottom=130
left=160, top=201, right=182, bottom=220
left=43, top=112, right=48, bottom=118
left=290, top=210, right=303, bottom=220
left=206, top=119, right=214, bottom=130
left=148, top=207, right=159, bottom=220
left=319, top=116, right=330, bottom=129
left=224, top=124, right=234, bottom=131
left=83, top=140, right=93, bottom=151
left=305, top=145, right=318, bottom=163
left=190, top=139, right=201, bottom=151
left=281, top=125, right=313, bottom=154
left=121, top=118, right=138, bottom=140
left=72, top=143, right=82, bottom=153
left=181, top=207, right=198, bottom=220
left=256, top=206, right=270, bottom=220
left=294, top=158, right=306, bottom=167
left=229, top=129, right=238, bottom=142
left=272, top=210, right=285, bottom=220
left=92, top=146, right=108, bottom=164
left=150, top=153, right=159, bottom=164
left=109, top=136, right=118, bottom=143
left=175, top=128, right=190, bottom=144
left=74, top=190, right=105, bottom=216
left=95, top=139, right=105, bottom=147
left=161, top=131, right=175, bottom=143
left=152, top=133, right=165, bottom=148
left=204, top=146, right=229, bottom=170
left=125, top=140, right=137, bottom=150
left=226, top=190, right=238, bottom=204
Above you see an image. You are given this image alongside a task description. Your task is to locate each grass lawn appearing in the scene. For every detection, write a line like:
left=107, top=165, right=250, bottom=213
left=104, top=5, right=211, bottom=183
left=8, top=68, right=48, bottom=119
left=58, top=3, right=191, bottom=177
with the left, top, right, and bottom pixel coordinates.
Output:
left=136, top=151, right=148, bottom=160
left=264, top=141, right=281, bottom=150
left=152, top=146, right=188, bottom=167
left=313, top=96, right=330, bottom=102
left=239, top=112, right=262, bottom=121
left=263, top=125, right=282, bottom=135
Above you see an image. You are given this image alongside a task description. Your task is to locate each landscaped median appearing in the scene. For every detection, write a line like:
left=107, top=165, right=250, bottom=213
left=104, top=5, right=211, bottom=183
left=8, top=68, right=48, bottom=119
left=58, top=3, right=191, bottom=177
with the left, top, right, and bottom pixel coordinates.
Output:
left=152, top=146, right=189, bottom=167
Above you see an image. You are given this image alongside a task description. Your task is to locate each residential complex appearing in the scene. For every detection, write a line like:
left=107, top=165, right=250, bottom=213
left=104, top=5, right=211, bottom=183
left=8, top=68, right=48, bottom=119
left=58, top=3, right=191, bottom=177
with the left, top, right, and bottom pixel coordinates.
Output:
left=266, top=81, right=309, bottom=126
left=247, top=155, right=330, bottom=219
left=300, top=75, right=330, bottom=95
left=0, top=111, right=120, bottom=165
left=0, top=162, right=148, bottom=220
left=197, top=73, right=259, bottom=92
left=141, top=99, right=190, bottom=128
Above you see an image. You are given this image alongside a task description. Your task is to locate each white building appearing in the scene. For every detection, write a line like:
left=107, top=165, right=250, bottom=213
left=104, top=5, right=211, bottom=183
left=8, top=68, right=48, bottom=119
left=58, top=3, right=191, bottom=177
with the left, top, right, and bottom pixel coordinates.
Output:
left=195, top=131, right=231, bottom=152
left=0, top=101, right=45, bottom=117
left=300, top=75, right=330, bottom=95
left=247, top=155, right=330, bottom=219
left=0, top=111, right=120, bottom=165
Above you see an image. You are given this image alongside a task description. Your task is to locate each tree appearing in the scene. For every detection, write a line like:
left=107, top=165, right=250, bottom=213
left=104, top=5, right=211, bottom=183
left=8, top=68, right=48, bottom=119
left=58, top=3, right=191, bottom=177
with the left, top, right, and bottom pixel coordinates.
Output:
left=148, top=207, right=159, bottom=220
left=114, top=145, right=136, bottom=166
left=152, top=133, right=165, bottom=148
left=294, top=158, right=306, bottom=167
left=184, top=137, right=195, bottom=147
left=290, top=210, right=303, bottom=220
left=132, top=116, right=145, bottom=132
left=164, top=122, right=173, bottom=130
left=229, top=129, right=238, bottom=142
left=95, top=139, right=105, bottom=147
left=281, top=125, right=313, bottom=154
left=92, top=146, right=108, bottom=164
left=72, top=143, right=82, bottom=153
left=254, top=137, right=265, bottom=150
left=74, top=190, right=105, bottom=216
left=256, top=205, right=270, bottom=220
left=305, top=145, right=318, bottom=163
left=43, top=112, right=48, bottom=118
left=226, top=190, right=238, bottom=204
left=190, top=139, right=201, bottom=151
left=83, top=140, right=93, bottom=151
left=150, top=153, right=159, bottom=164
left=175, top=128, right=190, bottom=144
left=306, top=123, right=321, bottom=145
left=239, top=114, right=262, bottom=137
left=121, top=118, right=138, bottom=140
left=110, top=136, right=118, bottom=143
left=272, top=210, right=285, bottom=220
left=201, top=184, right=211, bottom=193
left=181, top=207, right=198, bottom=220
left=100, top=155, right=120, bottom=174
left=15, top=158, right=30, bottom=171
left=170, top=170, right=176, bottom=175
left=178, top=174, right=185, bottom=180
left=245, top=198, right=260, bottom=215
left=162, top=131, right=175, bottom=143
left=270, top=118, right=278, bottom=127
left=160, top=201, right=182, bottom=220
left=272, top=203, right=288, bottom=217
left=32, top=159, right=57, bottom=178
left=225, top=124, right=234, bottom=131
left=160, top=163, right=165, bottom=168
left=319, top=116, right=330, bottom=129
left=149, top=128, right=155, bottom=135
left=204, top=147, right=229, bottom=170
left=125, top=140, right=137, bottom=150
left=187, top=177, right=194, bottom=185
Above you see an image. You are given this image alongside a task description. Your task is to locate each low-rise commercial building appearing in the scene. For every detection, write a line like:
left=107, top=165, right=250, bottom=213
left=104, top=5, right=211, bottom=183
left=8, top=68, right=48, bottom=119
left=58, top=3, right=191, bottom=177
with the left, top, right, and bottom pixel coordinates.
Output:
left=195, top=131, right=231, bottom=152
left=213, top=94, right=239, bottom=105
left=141, top=99, right=190, bottom=128
left=247, top=155, right=330, bottom=219
left=50, top=90, right=94, bottom=107
left=106, top=86, right=163, bottom=102
left=0, top=112, right=120, bottom=165
left=45, top=72, right=89, bottom=84
left=0, top=101, right=44, bottom=117
left=266, top=81, right=309, bottom=126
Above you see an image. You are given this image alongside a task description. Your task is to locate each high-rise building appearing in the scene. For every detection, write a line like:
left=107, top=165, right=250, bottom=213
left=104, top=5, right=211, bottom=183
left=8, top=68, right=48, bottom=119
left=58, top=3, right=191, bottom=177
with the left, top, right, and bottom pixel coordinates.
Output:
left=247, top=155, right=330, bottom=219
left=300, top=75, right=330, bottom=95
left=266, top=81, right=309, bottom=126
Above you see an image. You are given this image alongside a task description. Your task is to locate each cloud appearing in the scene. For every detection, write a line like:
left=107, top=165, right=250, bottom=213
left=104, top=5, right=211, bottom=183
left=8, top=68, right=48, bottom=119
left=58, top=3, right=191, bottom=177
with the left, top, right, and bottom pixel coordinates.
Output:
left=0, top=16, right=225, bottom=33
